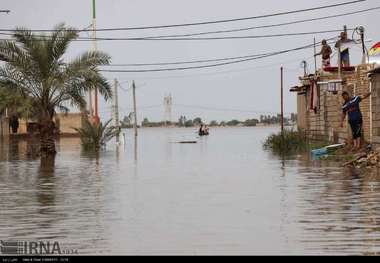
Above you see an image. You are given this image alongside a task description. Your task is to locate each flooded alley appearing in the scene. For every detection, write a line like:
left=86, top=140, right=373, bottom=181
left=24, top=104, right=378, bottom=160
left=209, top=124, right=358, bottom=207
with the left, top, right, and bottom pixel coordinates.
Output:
left=1, top=127, right=380, bottom=255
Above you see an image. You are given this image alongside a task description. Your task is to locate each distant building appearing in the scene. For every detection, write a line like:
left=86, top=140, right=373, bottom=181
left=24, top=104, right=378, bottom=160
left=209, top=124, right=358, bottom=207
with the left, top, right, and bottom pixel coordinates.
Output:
left=0, top=112, right=84, bottom=138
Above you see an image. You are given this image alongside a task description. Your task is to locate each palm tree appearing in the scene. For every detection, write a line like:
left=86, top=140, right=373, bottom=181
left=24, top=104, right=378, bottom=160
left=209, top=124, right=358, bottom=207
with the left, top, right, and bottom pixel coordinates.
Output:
left=0, top=87, right=34, bottom=118
left=73, top=119, right=119, bottom=151
left=0, top=24, right=112, bottom=156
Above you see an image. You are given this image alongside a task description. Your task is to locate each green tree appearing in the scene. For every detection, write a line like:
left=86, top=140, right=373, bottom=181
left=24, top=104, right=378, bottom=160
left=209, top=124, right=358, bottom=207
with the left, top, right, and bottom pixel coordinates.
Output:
left=226, top=120, right=240, bottom=126
left=0, top=24, right=111, bottom=156
left=209, top=120, right=219, bottom=127
left=73, top=119, right=118, bottom=152
left=142, top=117, right=150, bottom=127
left=178, top=115, right=186, bottom=127
left=0, top=88, right=34, bottom=118
left=193, top=117, right=202, bottom=125
left=185, top=119, right=194, bottom=127
left=244, top=119, right=259, bottom=127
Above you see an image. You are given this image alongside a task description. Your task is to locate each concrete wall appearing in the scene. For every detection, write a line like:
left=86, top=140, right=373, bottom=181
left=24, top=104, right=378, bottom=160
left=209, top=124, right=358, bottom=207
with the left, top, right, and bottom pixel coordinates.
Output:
left=0, top=113, right=83, bottom=138
left=55, top=113, right=83, bottom=135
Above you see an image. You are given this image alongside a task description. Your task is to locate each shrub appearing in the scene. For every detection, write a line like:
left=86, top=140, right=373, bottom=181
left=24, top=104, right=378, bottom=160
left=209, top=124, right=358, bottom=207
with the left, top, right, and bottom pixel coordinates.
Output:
left=263, top=130, right=308, bottom=154
left=73, top=119, right=119, bottom=151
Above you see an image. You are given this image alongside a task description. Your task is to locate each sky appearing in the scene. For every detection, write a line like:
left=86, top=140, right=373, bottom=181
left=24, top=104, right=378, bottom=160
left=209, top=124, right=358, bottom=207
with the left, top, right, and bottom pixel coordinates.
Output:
left=1, top=0, right=379, bottom=123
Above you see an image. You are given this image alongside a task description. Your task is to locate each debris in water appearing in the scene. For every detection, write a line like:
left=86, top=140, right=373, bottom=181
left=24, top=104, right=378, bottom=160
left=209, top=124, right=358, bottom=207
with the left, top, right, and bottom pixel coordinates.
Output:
left=343, top=151, right=380, bottom=168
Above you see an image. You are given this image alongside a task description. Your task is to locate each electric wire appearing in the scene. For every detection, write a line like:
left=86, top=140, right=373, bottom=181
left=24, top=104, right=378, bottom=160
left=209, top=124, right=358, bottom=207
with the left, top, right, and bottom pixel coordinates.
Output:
left=0, top=0, right=365, bottom=32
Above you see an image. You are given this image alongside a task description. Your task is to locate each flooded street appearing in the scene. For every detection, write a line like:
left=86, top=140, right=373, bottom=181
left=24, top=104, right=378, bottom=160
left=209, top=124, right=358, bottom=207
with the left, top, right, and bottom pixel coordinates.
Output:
left=1, top=127, right=380, bottom=255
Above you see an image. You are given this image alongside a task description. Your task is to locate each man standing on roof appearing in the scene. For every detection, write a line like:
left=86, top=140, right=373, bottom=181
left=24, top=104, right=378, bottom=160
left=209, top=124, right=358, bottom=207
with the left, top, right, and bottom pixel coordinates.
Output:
left=340, top=91, right=371, bottom=150
left=315, top=39, right=332, bottom=67
left=335, top=31, right=351, bottom=67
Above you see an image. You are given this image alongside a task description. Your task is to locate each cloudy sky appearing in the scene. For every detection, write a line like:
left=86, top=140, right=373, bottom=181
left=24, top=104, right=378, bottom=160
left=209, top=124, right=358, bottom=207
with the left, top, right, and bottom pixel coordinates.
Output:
left=1, top=0, right=379, bottom=122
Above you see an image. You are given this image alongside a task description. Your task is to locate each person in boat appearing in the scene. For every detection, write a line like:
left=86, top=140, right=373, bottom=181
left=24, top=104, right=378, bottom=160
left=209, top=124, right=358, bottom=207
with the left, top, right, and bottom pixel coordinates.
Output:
left=204, top=125, right=210, bottom=136
left=315, top=39, right=332, bottom=67
left=199, top=124, right=205, bottom=136
left=199, top=124, right=210, bottom=136
left=340, top=91, right=371, bottom=150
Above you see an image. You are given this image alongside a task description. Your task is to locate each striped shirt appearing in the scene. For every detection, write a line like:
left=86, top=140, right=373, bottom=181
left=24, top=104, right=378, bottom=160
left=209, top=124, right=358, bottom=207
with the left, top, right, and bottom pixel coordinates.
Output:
left=342, top=96, right=362, bottom=122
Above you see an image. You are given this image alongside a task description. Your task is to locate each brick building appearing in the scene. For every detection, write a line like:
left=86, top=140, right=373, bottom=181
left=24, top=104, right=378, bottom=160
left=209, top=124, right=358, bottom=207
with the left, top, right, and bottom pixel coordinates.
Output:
left=368, top=67, right=380, bottom=145
left=291, top=63, right=380, bottom=145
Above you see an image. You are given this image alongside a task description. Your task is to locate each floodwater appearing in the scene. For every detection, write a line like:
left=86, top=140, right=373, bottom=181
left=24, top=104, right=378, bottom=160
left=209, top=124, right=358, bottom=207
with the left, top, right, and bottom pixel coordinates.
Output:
left=1, top=127, right=380, bottom=255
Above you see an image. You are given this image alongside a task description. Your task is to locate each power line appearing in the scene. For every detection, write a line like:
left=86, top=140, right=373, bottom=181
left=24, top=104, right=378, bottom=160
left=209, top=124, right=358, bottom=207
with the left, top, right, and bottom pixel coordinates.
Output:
left=105, top=53, right=273, bottom=67
left=114, top=56, right=314, bottom=81
left=104, top=39, right=333, bottom=68
left=0, top=5, right=375, bottom=45
left=0, top=0, right=365, bottom=32
left=111, top=54, right=316, bottom=82
left=139, top=6, right=380, bottom=39
left=98, top=38, right=337, bottom=73
left=0, top=28, right=350, bottom=41
left=0, top=34, right=335, bottom=73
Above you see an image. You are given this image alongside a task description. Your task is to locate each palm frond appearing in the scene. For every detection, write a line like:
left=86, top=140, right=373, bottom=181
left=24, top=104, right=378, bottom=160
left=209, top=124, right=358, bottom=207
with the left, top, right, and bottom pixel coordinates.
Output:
left=73, top=118, right=118, bottom=151
left=0, top=24, right=112, bottom=135
left=47, top=23, right=78, bottom=63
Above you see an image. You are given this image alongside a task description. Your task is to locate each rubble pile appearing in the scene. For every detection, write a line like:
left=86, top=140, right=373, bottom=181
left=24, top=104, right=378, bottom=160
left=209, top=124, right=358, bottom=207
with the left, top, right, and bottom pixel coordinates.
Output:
left=343, top=151, right=380, bottom=168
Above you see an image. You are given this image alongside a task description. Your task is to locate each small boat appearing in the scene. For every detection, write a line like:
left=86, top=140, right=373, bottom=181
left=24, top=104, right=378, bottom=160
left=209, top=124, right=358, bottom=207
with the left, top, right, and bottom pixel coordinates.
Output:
left=325, top=144, right=345, bottom=152
left=311, top=148, right=328, bottom=156
left=311, top=143, right=345, bottom=156
left=177, top=141, right=197, bottom=144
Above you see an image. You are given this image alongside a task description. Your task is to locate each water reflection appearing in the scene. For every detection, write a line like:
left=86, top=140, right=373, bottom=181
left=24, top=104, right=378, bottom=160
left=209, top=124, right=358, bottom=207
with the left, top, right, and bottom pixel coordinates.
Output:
left=1, top=127, right=380, bottom=255
left=134, top=135, right=138, bottom=162
left=293, top=159, right=380, bottom=255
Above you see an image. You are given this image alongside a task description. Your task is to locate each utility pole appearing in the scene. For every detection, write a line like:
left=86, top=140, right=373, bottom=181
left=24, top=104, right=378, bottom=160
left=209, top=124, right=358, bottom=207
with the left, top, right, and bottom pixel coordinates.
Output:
left=359, top=26, right=366, bottom=64
left=338, top=46, right=342, bottom=79
left=301, top=61, right=307, bottom=77
left=280, top=66, right=284, bottom=135
left=113, top=79, right=120, bottom=144
left=132, top=81, right=138, bottom=137
left=92, top=0, right=99, bottom=123
left=89, top=0, right=99, bottom=123
left=313, top=37, right=317, bottom=74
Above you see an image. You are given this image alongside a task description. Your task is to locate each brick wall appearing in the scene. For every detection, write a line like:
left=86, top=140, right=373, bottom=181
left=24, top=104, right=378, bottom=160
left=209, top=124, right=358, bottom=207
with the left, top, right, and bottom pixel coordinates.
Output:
left=298, top=64, right=374, bottom=144
left=371, top=74, right=380, bottom=146
left=297, top=94, right=307, bottom=130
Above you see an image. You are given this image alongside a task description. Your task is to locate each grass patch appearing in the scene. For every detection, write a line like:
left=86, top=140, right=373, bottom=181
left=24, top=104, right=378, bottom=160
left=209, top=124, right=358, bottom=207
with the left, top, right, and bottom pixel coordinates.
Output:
left=263, top=130, right=309, bottom=155
left=263, top=129, right=330, bottom=156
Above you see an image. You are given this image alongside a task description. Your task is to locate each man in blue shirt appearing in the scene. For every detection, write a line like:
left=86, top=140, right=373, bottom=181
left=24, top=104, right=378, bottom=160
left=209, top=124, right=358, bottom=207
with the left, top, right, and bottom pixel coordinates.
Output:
left=340, top=91, right=371, bottom=150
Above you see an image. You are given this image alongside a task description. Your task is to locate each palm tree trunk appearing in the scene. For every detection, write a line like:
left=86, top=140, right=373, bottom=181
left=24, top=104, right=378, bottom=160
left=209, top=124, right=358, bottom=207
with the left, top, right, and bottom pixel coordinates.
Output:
left=39, top=118, right=56, bottom=156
